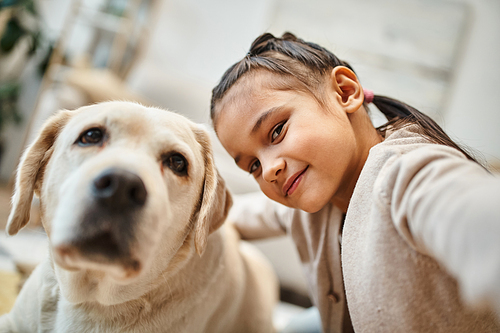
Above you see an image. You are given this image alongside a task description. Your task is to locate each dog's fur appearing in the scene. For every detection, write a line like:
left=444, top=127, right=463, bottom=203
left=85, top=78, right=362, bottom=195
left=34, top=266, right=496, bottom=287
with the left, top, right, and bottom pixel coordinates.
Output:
left=0, top=102, right=278, bottom=332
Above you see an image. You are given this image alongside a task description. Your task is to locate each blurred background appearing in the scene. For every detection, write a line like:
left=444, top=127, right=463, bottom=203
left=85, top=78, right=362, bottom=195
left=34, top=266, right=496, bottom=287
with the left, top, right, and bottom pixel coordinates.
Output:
left=0, top=0, right=499, bottom=328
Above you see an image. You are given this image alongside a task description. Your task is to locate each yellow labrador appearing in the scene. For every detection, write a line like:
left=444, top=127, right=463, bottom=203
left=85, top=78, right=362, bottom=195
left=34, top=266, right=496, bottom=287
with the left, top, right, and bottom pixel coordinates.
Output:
left=0, top=101, right=278, bottom=332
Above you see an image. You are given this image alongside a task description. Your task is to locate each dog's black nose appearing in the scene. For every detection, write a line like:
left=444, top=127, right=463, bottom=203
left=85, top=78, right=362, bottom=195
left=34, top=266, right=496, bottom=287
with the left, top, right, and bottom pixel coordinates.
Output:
left=92, top=168, right=147, bottom=207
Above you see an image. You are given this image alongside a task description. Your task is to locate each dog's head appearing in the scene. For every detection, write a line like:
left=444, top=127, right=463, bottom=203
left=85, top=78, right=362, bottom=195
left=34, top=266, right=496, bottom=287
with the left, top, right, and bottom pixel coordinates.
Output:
left=6, top=101, right=231, bottom=304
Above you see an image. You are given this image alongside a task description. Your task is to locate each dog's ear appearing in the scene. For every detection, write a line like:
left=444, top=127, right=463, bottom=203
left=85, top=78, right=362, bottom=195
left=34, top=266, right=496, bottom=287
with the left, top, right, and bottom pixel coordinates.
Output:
left=6, top=110, right=73, bottom=236
left=192, top=126, right=233, bottom=256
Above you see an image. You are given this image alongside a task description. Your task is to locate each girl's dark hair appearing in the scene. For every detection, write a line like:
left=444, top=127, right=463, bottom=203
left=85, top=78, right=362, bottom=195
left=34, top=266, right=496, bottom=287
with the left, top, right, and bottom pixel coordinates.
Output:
left=211, top=32, right=478, bottom=163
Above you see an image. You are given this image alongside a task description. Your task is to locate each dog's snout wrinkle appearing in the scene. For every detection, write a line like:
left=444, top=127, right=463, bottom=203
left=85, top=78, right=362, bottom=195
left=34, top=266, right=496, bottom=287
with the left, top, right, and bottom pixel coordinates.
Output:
left=92, top=168, right=147, bottom=207
left=55, top=243, right=76, bottom=260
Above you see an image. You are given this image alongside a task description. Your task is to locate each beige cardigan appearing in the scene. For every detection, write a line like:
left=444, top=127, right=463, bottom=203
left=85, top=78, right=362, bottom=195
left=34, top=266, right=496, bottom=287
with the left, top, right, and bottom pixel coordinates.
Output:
left=228, top=126, right=500, bottom=332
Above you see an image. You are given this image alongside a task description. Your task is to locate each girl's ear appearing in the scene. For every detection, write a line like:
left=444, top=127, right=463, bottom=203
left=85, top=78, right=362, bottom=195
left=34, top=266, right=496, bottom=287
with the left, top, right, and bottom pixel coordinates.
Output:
left=330, top=66, right=364, bottom=113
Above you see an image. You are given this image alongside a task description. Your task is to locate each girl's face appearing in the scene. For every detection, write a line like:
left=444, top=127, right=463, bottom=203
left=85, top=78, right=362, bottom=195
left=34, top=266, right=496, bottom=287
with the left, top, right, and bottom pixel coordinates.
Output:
left=215, top=70, right=374, bottom=213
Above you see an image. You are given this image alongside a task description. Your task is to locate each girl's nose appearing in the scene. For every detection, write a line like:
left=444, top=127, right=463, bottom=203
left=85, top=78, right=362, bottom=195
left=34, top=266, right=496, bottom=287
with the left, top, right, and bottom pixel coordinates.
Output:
left=262, top=157, right=285, bottom=183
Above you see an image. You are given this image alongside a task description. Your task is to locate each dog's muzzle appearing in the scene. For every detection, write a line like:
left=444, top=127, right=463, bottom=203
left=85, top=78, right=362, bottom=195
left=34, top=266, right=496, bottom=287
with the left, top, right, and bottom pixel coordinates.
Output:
left=53, top=168, right=148, bottom=277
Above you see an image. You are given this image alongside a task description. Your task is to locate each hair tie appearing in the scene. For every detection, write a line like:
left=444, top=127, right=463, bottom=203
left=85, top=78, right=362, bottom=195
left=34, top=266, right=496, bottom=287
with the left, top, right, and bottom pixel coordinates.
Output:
left=363, top=89, right=374, bottom=104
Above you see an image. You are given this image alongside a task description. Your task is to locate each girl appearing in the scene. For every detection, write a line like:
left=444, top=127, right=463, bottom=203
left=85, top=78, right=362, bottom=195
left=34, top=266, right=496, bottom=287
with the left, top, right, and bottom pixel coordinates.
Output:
left=210, top=32, right=500, bottom=332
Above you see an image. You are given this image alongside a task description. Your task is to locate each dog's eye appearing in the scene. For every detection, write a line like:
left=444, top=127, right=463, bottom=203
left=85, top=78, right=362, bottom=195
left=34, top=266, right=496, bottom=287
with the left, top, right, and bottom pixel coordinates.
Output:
left=78, top=128, right=104, bottom=146
left=163, top=153, right=188, bottom=176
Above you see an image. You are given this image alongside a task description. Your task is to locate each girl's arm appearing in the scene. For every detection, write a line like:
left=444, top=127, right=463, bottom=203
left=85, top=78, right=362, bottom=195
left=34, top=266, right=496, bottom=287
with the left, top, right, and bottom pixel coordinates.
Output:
left=383, top=145, right=500, bottom=315
left=227, top=191, right=290, bottom=240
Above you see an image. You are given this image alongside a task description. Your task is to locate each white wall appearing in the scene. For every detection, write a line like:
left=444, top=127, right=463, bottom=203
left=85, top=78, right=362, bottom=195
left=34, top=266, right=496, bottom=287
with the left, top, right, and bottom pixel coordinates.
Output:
left=2, top=0, right=499, bottom=181
left=443, top=0, right=500, bottom=168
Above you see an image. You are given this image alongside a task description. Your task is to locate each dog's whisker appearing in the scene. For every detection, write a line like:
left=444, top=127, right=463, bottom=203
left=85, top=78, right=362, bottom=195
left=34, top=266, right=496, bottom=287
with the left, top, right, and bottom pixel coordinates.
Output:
left=160, top=271, right=174, bottom=299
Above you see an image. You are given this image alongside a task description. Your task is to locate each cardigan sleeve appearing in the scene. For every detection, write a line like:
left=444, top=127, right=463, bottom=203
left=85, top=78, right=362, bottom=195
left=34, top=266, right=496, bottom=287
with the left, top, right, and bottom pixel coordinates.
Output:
left=380, top=145, right=500, bottom=314
left=226, top=191, right=290, bottom=240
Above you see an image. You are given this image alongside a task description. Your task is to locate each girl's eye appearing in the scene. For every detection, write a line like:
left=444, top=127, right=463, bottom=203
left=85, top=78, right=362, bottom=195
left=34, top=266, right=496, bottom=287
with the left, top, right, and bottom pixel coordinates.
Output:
left=249, top=160, right=261, bottom=174
left=163, top=153, right=188, bottom=176
left=77, top=128, right=104, bottom=146
left=271, top=122, right=285, bottom=142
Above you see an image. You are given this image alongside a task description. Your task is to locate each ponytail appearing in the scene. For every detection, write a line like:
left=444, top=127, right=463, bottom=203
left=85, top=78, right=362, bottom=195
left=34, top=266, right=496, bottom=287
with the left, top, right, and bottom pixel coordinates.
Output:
left=371, top=95, right=478, bottom=163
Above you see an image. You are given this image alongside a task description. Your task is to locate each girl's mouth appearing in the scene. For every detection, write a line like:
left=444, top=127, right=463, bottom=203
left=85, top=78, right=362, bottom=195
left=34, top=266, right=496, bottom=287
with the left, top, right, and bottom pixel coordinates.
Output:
left=284, top=166, right=308, bottom=196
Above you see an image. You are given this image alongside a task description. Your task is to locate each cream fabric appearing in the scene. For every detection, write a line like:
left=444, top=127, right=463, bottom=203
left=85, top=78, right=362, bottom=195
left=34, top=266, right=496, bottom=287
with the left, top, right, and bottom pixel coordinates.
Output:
left=228, top=125, right=500, bottom=332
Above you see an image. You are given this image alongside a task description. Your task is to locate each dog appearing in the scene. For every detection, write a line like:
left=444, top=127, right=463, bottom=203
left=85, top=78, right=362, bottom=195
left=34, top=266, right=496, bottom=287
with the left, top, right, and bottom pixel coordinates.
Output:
left=0, top=101, right=278, bottom=332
